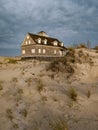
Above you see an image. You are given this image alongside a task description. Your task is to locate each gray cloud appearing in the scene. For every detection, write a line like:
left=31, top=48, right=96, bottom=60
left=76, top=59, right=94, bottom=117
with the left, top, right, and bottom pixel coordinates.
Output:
left=0, top=0, right=98, bottom=55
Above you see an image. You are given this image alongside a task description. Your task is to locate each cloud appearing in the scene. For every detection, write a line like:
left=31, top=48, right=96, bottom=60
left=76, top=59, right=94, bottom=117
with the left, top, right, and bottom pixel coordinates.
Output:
left=0, top=0, right=98, bottom=55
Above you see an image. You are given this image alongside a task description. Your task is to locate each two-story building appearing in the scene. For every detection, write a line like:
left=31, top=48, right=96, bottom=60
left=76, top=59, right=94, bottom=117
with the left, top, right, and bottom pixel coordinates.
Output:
left=21, top=31, right=66, bottom=59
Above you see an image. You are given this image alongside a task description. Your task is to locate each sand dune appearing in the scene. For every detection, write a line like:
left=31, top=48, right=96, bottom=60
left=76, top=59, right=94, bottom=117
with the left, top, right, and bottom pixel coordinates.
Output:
left=0, top=48, right=98, bottom=130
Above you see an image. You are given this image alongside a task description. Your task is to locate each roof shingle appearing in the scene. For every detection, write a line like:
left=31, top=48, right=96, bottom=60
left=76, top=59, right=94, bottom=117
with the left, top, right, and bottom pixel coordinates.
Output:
left=28, top=33, right=65, bottom=48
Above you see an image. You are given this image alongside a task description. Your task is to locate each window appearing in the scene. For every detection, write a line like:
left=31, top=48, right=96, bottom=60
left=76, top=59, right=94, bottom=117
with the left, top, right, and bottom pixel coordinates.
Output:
left=31, top=49, right=35, bottom=53
left=61, top=42, right=64, bottom=47
left=59, top=50, right=62, bottom=56
left=43, top=49, right=46, bottom=54
left=54, top=50, right=56, bottom=54
left=22, top=50, right=25, bottom=54
left=38, top=49, right=41, bottom=53
left=27, top=35, right=29, bottom=39
left=44, top=39, right=47, bottom=44
left=38, top=38, right=41, bottom=43
left=26, top=41, right=27, bottom=45
left=53, top=41, right=58, bottom=46
left=29, top=40, right=31, bottom=44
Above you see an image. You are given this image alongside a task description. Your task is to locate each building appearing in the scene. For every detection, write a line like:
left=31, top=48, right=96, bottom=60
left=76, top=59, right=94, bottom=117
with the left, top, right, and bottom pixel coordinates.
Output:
left=21, top=31, right=66, bottom=60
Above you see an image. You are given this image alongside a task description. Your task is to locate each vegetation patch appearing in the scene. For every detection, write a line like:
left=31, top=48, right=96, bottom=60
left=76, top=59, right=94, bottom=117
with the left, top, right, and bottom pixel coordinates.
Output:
left=94, top=46, right=98, bottom=50
left=87, top=90, right=91, bottom=98
left=48, top=57, right=74, bottom=74
left=25, top=77, right=32, bottom=86
left=17, top=88, right=23, bottom=94
left=13, top=123, right=19, bottom=129
left=69, top=87, right=78, bottom=102
left=41, top=95, right=47, bottom=102
left=0, top=80, right=3, bottom=90
left=20, top=109, right=28, bottom=118
left=6, top=108, right=13, bottom=121
left=37, top=79, right=44, bottom=93
left=49, top=118, right=68, bottom=130
left=12, top=77, right=18, bottom=82
left=7, top=58, right=18, bottom=64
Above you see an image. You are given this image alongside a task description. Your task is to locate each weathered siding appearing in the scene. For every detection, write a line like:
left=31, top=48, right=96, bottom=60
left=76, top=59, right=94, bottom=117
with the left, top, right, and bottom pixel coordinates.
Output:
left=21, top=34, right=36, bottom=46
left=21, top=33, right=66, bottom=59
left=21, top=44, right=63, bottom=57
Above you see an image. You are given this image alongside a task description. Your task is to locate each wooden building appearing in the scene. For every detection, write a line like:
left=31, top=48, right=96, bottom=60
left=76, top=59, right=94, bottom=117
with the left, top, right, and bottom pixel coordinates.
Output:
left=21, top=31, right=66, bottom=59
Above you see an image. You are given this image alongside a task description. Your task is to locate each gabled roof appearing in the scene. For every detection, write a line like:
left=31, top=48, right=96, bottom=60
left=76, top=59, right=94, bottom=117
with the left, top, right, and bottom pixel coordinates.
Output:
left=28, top=33, right=65, bottom=48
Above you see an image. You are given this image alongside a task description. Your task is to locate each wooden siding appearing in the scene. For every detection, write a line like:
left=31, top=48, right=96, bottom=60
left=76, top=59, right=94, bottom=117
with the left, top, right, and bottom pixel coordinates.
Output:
left=21, top=44, right=63, bottom=57
left=21, top=33, right=66, bottom=59
left=21, top=34, right=36, bottom=46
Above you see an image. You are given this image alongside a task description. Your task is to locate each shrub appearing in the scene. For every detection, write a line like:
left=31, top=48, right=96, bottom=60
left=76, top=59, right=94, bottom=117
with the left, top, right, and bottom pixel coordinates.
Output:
left=53, top=97, right=58, bottom=102
left=6, top=108, right=13, bottom=121
left=48, top=57, right=74, bottom=74
left=17, top=89, right=23, bottom=94
left=25, top=77, right=32, bottom=86
left=65, top=65, right=74, bottom=73
left=37, top=79, right=44, bottom=93
left=12, top=77, right=18, bottom=82
left=94, top=46, right=98, bottom=50
left=13, top=123, right=19, bottom=129
left=87, top=90, right=91, bottom=98
left=78, top=50, right=84, bottom=57
left=70, top=58, right=75, bottom=63
left=69, top=87, right=77, bottom=101
left=66, top=48, right=75, bottom=57
left=41, top=96, right=47, bottom=102
left=49, top=119, right=68, bottom=130
left=0, top=81, right=3, bottom=90
left=21, top=109, right=27, bottom=118
left=67, top=47, right=75, bottom=52
left=7, top=58, right=17, bottom=64
left=48, top=59, right=60, bottom=72
left=77, top=43, right=87, bottom=48
left=0, top=84, right=3, bottom=90
left=50, top=74, right=55, bottom=79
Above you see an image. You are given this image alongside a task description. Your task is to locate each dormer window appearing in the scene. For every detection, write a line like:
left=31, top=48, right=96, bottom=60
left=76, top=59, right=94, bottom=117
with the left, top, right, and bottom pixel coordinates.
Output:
left=61, top=42, right=64, bottom=47
left=38, top=38, right=41, bottom=43
left=53, top=41, right=58, bottom=46
left=44, top=39, right=47, bottom=44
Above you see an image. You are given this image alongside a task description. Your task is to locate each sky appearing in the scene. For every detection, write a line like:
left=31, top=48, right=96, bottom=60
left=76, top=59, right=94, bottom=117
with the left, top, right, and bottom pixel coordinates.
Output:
left=0, top=0, right=98, bottom=56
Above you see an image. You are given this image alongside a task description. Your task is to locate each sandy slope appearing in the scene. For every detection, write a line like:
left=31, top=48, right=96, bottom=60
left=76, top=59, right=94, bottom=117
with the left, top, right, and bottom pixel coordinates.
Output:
left=0, top=49, right=98, bottom=130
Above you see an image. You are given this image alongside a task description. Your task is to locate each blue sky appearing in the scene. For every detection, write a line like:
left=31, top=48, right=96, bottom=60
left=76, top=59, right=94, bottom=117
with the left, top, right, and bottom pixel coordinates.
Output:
left=0, top=0, right=98, bottom=56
